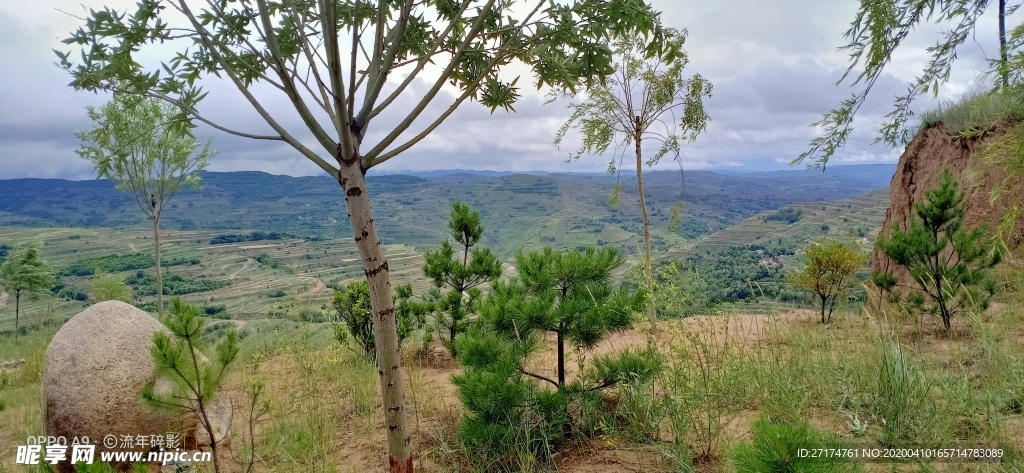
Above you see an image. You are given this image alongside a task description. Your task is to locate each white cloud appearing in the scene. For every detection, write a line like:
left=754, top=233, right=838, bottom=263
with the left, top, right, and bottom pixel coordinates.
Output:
left=0, top=0, right=1009, bottom=179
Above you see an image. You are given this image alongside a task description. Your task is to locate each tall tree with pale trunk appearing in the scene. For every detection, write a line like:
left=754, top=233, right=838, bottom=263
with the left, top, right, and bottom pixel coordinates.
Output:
left=57, top=1, right=673, bottom=470
left=554, top=29, right=711, bottom=330
left=75, top=93, right=213, bottom=321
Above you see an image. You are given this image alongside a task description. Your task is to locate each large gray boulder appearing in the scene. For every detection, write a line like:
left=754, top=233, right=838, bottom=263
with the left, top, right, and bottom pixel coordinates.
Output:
left=42, top=301, right=230, bottom=471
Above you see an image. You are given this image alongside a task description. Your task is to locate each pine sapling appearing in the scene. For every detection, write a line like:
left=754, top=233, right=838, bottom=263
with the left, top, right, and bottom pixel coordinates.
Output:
left=142, top=298, right=239, bottom=473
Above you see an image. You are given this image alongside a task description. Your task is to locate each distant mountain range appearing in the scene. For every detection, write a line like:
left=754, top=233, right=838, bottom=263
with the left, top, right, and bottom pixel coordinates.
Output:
left=0, top=164, right=895, bottom=254
left=371, top=163, right=896, bottom=181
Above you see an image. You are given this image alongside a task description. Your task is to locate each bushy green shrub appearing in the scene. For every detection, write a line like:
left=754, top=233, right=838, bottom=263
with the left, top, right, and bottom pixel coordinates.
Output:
left=764, top=207, right=802, bottom=224
left=203, top=304, right=228, bottom=319
left=332, top=280, right=418, bottom=361
left=297, top=308, right=328, bottom=323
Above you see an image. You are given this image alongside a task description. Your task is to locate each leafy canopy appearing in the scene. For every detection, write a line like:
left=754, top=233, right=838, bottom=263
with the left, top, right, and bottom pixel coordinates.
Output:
left=788, top=238, right=866, bottom=324
left=58, top=0, right=674, bottom=174
left=75, top=93, right=213, bottom=221
left=0, top=243, right=55, bottom=301
left=554, top=28, right=711, bottom=170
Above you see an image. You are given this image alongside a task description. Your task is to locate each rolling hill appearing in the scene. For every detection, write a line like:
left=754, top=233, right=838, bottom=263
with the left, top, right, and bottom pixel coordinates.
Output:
left=0, top=165, right=895, bottom=258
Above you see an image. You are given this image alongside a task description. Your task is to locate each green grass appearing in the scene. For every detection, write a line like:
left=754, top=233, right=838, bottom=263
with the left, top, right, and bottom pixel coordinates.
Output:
left=919, top=88, right=1024, bottom=134
left=729, top=415, right=859, bottom=473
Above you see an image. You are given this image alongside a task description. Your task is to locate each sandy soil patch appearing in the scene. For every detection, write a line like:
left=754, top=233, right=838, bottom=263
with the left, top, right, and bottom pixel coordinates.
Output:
left=238, top=244, right=277, bottom=250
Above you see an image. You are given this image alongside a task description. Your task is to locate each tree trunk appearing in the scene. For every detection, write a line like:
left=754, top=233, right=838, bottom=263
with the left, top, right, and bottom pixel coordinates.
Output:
left=827, top=296, right=837, bottom=324
left=557, top=330, right=565, bottom=388
left=14, top=292, right=20, bottom=343
left=153, top=216, right=164, bottom=321
left=449, top=324, right=457, bottom=358
left=1000, top=0, right=1008, bottom=88
left=934, top=272, right=950, bottom=332
left=820, top=295, right=827, bottom=325
left=635, top=131, right=657, bottom=331
left=337, top=164, right=413, bottom=473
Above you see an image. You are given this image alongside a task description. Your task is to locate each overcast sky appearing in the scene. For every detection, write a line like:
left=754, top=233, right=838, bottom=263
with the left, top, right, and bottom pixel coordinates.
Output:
left=0, top=1, right=1009, bottom=180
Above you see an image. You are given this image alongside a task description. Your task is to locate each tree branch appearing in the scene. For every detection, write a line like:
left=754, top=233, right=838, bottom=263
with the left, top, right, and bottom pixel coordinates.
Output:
left=255, top=0, right=338, bottom=155
left=516, top=365, right=559, bottom=389
left=172, top=0, right=338, bottom=176
left=362, top=0, right=498, bottom=166
left=319, top=0, right=354, bottom=157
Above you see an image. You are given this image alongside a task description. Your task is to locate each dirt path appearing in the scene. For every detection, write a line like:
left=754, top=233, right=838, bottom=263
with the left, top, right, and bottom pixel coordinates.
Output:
left=229, top=258, right=255, bottom=280
left=305, top=278, right=326, bottom=296
left=127, top=242, right=139, bottom=253
left=0, top=292, right=7, bottom=308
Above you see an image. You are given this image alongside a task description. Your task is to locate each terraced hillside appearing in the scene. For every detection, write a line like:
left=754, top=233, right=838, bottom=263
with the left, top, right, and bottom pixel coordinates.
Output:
left=689, top=188, right=890, bottom=254
left=0, top=189, right=891, bottom=333
left=0, top=227, right=432, bottom=333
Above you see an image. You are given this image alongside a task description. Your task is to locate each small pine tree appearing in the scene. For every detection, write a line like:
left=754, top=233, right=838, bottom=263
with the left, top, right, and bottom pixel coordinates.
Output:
left=332, top=280, right=418, bottom=361
left=453, top=247, right=657, bottom=463
left=788, top=238, right=866, bottom=324
left=422, top=202, right=501, bottom=356
left=142, top=298, right=238, bottom=473
left=876, top=169, right=1002, bottom=331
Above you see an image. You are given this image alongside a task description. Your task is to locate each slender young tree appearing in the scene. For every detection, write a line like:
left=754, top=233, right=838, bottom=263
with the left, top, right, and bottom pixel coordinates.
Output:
left=554, top=29, right=711, bottom=330
left=59, top=2, right=672, bottom=469
left=1001, top=0, right=1010, bottom=88
left=75, top=94, right=213, bottom=320
left=143, top=298, right=239, bottom=473
left=798, top=0, right=1020, bottom=167
left=422, top=202, right=501, bottom=356
left=0, top=243, right=55, bottom=342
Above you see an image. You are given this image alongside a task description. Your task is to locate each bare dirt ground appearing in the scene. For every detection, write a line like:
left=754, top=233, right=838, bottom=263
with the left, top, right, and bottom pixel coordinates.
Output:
left=238, top=244, right=278, bottom=250
left=127, top=242, right=139, bottom=252
left=0, top=292, right=7, bottom=308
